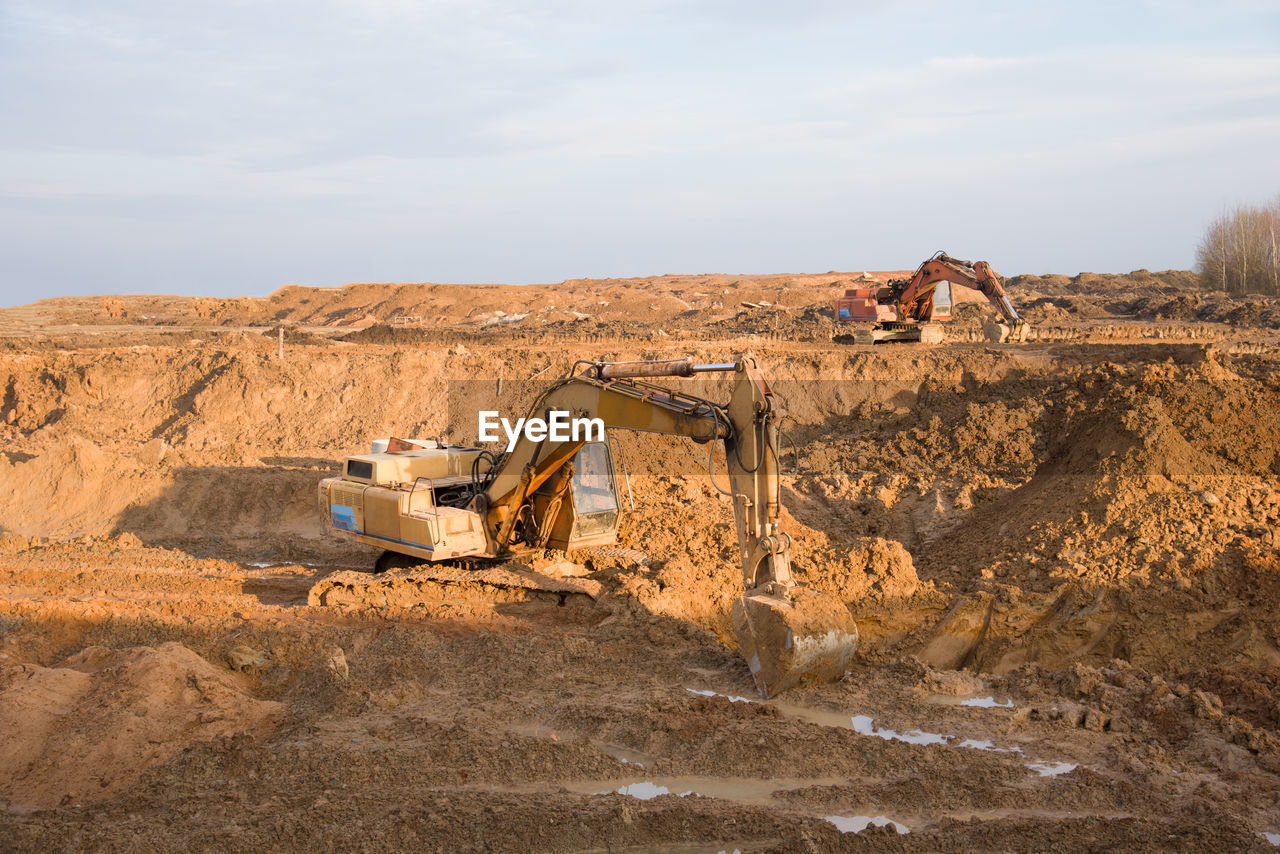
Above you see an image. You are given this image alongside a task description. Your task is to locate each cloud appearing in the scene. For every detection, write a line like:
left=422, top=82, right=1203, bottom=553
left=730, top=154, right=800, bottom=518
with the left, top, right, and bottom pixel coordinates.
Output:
left=923, top=55, right=1036, bottom=71
left=1, top=0, right=627, bottom=168
left=805, top=46, right=1280, bottom=164
left=1, top=0, right=1279, bottom=301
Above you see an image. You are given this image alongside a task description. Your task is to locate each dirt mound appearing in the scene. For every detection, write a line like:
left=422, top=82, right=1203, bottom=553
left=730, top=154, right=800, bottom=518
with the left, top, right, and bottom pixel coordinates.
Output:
left=996, top=657, right=1280, bottom=763
left=338, top=323, right=431, bottom=345
left=1041, top=390, right=1222, bottom=481
left=0, top=438, right=153, bottom=538
left=1118, top=292, right=1280, bottom=329
left=0, top=642, right=284, bottom=808
left=259, top=325, right=329, bottom=345
left=801, top=536, right=923, bottom=604
left=903, top=353, right=1280, bottom=589
left=1123, top=293, right=1203, bottom=321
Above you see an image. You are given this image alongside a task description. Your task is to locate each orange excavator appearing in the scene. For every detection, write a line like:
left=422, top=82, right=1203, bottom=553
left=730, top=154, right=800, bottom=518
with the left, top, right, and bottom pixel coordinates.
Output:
left=834, top=251, right=1029, bottom=344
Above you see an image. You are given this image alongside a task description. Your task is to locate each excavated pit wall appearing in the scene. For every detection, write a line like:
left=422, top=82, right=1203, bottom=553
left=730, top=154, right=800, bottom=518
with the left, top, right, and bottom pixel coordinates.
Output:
left=4, top=339, right=1279, bottom=671
left=0, top=340, right=1178, bottom=542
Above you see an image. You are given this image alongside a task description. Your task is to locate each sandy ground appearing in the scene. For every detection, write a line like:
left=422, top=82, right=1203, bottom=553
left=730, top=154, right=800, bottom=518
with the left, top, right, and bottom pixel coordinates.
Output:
left=2, top=271, right=1280, bottom=851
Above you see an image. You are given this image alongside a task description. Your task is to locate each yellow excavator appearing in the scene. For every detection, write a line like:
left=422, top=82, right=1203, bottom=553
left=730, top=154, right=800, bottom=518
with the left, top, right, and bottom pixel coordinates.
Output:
left=311, top=355, right=857, bottom=697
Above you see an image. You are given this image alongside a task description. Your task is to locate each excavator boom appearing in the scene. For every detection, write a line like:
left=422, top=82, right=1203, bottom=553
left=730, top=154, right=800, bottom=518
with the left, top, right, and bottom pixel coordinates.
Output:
left=899, top=253, right=1026, bottom=330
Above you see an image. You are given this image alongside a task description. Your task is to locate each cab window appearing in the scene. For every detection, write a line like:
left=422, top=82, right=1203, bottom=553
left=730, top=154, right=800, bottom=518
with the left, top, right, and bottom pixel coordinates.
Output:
left=571, top=442, right=618, bottom=515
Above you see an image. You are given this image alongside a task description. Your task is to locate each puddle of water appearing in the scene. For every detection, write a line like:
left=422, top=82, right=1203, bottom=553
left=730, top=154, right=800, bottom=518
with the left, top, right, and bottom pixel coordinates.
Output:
left=571, top=843, right=746, bottom=854
left=712, top=694, right=1075, bottom=780
left=1026, top=761, right=1078, bottom=777
left=958, top=738, right=1023, bottom=755
left=957, top=738, right=995, bottom=750
left=1263, top=831, right=1280, bottom=846
left=851, top=714, right=950, bottom=746
left=562, top=776, right=844, bottom=806
left=687, top=688, right=754, bottom=704
left=594, top=742, right=654, bottom=768
left=771, top=703, right=962, bottom=749
left=808, top=707, right=1031, bottom=755
left=927, top=693, right=1015, bottom=708
left=247, top=561, right=320, bottom=569
left=615, top=781, right=689, bottom=800
left=775, top=702, right=985, bottom=749
left=767, top=699, right=861, bottom=730
left=825, top=814, right=910, bottom=835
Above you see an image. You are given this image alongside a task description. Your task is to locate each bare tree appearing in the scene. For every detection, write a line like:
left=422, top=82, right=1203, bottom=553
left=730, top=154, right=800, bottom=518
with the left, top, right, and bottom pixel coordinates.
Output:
left=1197, top=212, right=1231, bottom=292
left=1198, top=196, right=1280, bottom=296
left=1271, top=194, right=1280, bottom=296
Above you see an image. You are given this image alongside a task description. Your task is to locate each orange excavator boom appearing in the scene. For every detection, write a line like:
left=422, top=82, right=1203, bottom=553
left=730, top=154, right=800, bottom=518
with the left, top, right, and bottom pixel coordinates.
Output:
left=897, top=252, right=1024, bottom=327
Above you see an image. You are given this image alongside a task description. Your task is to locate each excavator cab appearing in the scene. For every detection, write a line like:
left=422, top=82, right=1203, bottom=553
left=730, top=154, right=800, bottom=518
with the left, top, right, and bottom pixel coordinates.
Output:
left=931, top=280, right=952, bottom=320
left=535, top=440, right=622, bottom=549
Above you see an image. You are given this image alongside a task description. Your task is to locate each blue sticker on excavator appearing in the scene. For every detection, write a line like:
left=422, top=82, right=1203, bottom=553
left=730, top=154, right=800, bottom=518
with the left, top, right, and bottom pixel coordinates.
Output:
left=330, top=505, right=358, bottom=531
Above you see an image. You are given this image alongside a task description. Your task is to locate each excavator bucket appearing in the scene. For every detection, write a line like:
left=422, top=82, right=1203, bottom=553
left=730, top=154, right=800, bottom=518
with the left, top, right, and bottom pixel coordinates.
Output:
left=984, top=320, right=1031, bottom=343
left=731, top=586, right=858, bottom=698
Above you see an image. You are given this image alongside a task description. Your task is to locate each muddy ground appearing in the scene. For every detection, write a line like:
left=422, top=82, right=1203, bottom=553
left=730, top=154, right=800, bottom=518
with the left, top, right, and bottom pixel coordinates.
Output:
left=2, top=272, right=1280, bottom=851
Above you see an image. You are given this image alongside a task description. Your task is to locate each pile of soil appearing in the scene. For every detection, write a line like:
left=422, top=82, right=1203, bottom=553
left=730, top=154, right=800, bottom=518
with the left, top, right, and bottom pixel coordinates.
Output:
left=0, top=642, right=283, bottom=808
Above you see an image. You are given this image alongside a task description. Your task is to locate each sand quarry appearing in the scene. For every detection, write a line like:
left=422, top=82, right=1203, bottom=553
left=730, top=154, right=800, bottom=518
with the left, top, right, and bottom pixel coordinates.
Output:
left=2, top=269, right=1280, bottom=851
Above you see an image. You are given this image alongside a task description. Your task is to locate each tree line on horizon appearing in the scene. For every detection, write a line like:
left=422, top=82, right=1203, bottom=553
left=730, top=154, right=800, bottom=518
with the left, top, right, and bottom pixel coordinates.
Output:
left=1197, top=195, right=1280, bottom=296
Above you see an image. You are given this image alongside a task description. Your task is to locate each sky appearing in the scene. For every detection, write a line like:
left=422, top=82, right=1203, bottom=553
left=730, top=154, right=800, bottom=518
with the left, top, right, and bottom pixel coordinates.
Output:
left=1, top=0, right=1278, bottom=305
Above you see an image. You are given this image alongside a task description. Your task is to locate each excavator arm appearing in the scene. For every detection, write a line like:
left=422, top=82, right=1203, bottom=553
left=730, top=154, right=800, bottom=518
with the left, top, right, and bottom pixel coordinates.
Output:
left=897, top=251, right=1028, bottom=338
left=474, top=356, right=856, bottom=696
left=479, top=357, right=788, bottom=590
